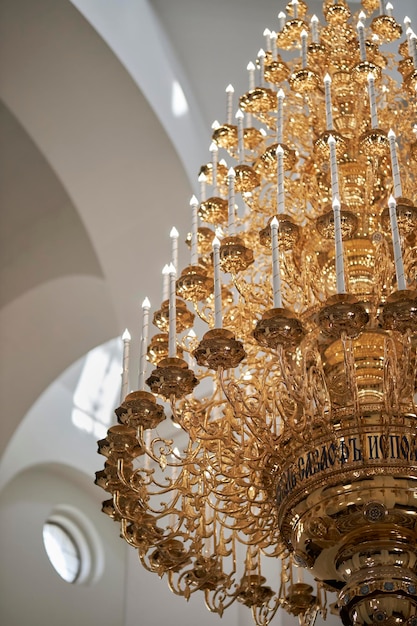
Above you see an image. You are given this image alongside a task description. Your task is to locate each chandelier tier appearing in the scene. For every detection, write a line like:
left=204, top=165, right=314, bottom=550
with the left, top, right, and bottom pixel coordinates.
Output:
left=96, top=1, right=417, bottom=624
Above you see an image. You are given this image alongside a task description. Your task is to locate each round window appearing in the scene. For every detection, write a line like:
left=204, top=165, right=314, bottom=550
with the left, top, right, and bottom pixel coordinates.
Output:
left=43, top=521, right=81, bottom=583
left=42, top=506, right=104, bottom=585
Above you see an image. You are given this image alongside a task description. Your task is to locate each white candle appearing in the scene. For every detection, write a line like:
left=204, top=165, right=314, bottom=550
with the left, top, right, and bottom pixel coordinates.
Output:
left=324, top=74, right=333, bottom=131
left=379, top=0, right=385, bottom=15
left=301, top=29, right=308, bottom=69
left=168, top=263, right=177, bottom=358
left=198, top=172, right=207, bottom=202
left=247, top=62, right=256, bottom=90
left=258, top=49, right=265, bottom=88
left=332, top=197, right=346, bottom=294
left=388, top=195, right=406, bottom=290
left=227, top=168, right=236, bottom=236
left=162, top=263, right=170, bottom=301
left=271, top=31, right=278, bottom=60
left=367, top=72, right=379, bottom=129
left=138, top=298, right=151, bottom=390
left=327, top=134, right=340, bottom=200
left=210, top=141, right=218, bottom=195
left=225, top=84, right=234, bottom=125
left=211, top=120, right=221, bottom=131
left=277, top=89, right=285, bottom=144
left=276, top=145, right=285, bottom=214
left=385, top=2, right=393, bottom=17
left=263, top=28, right=272, bottom=52
left=291, top=0, right=299, bottom=19
left=212, top=237, right=222, bottom=329
left=190, top=195, right=199, bottom=265
left=411, top=33, right=417, bottom=68
left=170, top=226, right=179, bottom=272
left=236, top=109, right=245, bottom=163
left=406, top=26, right=414, bottom=56
left=311, top=15, right=319, bottom=44
left=357, top=20, right=367, bottom=62
left=388, top=129, right=403, bottom=198
left=278, top=11, right=286, bottom=31
left=121, top=328, right=131, bottom=402
left=270, top=217, right=283, bottom=308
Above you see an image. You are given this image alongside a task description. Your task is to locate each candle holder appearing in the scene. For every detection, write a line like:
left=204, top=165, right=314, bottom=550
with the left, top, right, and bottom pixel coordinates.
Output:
left=351, top=60, right=382, bottom=84
left=380, top=199, right=417, bottom=236
left=257, top=143, right=297, bottom=180
left=259, top=215, right=300, bottom=251
left=153, top=297, right=195, bottom=333
left=379, top=290, right=417, bottom=333
left=324, top=3, right=351, bottom=25
left=211, top=124, right=238, bottom=151
left=236, top=575, right=274, bottom=608
left=146, top=357, right=199, bottom=399
left=359, top=128, right=389, bottom=157
left=176, top=265, right=214, bottom=303
left=198, top=196, right=228, bottom=224
left=371, top=15, right=402, bottom=42
left=101, top=499, right=122, bottom=522
left=199, top=161, right=228, bottom=187
left=316, top=206, right=358, bottom=240
left=243, top=127, right=265, bottom=153
left=219, top=236, right=254, bottom=274
left=285, top=0, right=308, bottom=19
left=97, top=425, right=144, bottom=460
left=147, top=332, right=181, bottom=365
left=307, top=42, right=328, bottom=66
left=276, top=20, right=308, bottom=50
left=116, top=390, right=166, bottom=430
left=239, top=88, right=277, bottom=127
left=317, top=294, right=369, bottom=339
left=234, top=163, right=260, bottom=193
left=361, top=0, right=379, bottom=13
left=264, top=54, right=290, bottom=84
left=193, top=329, right=245, bottom=370
left=148, top=539, right=191, bottom=575
left=253, top=308, right=305, bottom=349
left=94, top=461, right=133, bottom=494
left=289, top=68, right=321, bottom=93
left=185, top=226, right=216, bottom=256
left=314, top=130, right=347, bottom=160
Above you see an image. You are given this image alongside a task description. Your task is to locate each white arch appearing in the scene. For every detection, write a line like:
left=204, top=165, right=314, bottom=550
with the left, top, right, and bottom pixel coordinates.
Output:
left=0, top=0, right=200, bottom=447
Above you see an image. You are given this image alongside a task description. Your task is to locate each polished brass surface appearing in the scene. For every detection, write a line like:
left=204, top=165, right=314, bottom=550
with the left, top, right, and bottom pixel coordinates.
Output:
left=219, top=236, right=254, bottom=273
left=97, top=2, right=417, bottom=624
left=146, top=357, right=199, bottom=399
left=176, top=265, right=214, bottom=303
left=193, top=328, right=246, bottom=370
left=259, top=215, right=300, bottom=250
left=153, top=298, right=195, bottom=333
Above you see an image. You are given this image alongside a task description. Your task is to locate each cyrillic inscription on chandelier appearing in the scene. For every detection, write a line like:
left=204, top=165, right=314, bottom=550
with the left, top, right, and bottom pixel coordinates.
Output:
left=276, top=433, right=417, bottom=505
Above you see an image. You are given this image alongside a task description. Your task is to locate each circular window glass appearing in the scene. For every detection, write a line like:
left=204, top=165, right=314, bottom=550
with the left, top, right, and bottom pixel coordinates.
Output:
left=43, top=521, right=81, bottom=583
left=42, top=506, right=102, bottom=585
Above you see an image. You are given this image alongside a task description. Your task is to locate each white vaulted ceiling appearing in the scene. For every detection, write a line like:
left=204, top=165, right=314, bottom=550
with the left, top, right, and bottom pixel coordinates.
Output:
left=0, top=0, right=416, bottom=625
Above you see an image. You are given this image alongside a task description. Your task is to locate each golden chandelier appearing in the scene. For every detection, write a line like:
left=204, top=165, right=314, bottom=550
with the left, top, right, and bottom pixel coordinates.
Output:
left=96, top=1, right=417, bottom=624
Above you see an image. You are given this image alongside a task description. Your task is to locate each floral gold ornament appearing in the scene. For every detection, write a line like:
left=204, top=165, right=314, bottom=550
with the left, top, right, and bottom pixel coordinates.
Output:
left=97, top=1, right=417, bottom=624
